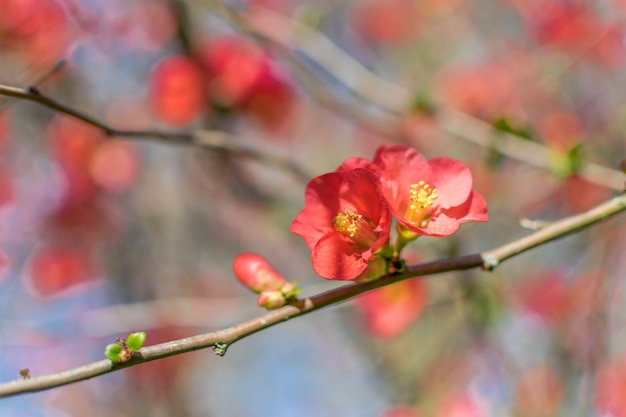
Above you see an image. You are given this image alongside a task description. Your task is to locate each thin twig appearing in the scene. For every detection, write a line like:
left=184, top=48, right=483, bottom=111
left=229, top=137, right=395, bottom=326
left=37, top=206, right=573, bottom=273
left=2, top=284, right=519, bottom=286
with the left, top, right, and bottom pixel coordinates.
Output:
left=0, top=192, right=623, bottom=397
left=29, top=59, right=66, bottom=87
left=0, top=84, right=311, bottom=181
left=481, top=193, right=626, bottom=269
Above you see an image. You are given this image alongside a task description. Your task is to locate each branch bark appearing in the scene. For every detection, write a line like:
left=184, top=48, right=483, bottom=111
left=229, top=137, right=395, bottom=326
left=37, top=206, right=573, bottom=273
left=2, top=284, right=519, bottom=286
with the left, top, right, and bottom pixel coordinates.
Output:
left=1, top=192, right=624, bottom=398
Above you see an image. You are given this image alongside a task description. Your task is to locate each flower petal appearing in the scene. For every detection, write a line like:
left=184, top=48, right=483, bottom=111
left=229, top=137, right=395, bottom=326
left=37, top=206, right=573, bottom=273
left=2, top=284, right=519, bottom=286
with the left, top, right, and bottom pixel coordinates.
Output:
left=441, top=191, right=488, bottom=222
left=418, top=191, right=488, bottom=236
left=338, top=168, right=384, bottom=222
left=409, top=212, right=462, bottom=237
left=376, top=146, right=431, bottom=208
left=311, top=233, right=368, bottom=280
left=462, top=191, right=489, bottom=222
left=290, top=172, right=343, bottom=248
left=428, top=157, right=473, bottom=208
left=337, top=157, right=373, bottom=172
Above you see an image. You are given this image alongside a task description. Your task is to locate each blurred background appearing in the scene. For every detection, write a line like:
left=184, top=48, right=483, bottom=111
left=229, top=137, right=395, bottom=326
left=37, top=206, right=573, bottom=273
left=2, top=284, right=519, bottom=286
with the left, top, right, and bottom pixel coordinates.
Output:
left=0, top=0, right=625, bottom=416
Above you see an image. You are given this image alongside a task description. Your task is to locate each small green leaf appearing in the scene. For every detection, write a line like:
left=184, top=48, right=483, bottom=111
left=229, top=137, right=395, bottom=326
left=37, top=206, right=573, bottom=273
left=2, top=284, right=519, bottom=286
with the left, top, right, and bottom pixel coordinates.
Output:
left=549, top=143, right=583, bottom=178
left=410, top=94, right=435, bottom=114
left=126, top=332, right=146, bottom=351
left=105, top=343, right=123, bottom=363
left=213, top=342, right=228, bottom=356
left=492, top=117, right=533, bottom=140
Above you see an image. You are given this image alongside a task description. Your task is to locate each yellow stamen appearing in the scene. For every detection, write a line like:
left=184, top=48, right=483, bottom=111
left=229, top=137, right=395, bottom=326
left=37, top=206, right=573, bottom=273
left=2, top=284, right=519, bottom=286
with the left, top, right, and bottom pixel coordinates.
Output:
left=406, top=181, right=437, bottom=226
left=333, top=209, right=361, bottom=237
left=333, top=209, right=378, bottom=248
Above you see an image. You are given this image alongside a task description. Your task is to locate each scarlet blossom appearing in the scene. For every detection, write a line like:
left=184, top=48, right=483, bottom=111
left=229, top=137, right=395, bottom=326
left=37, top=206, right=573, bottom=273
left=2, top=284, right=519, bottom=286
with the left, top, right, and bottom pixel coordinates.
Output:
left=290, top=168, right=391, bottom=280
left=373, top=146, right=488, bottom=237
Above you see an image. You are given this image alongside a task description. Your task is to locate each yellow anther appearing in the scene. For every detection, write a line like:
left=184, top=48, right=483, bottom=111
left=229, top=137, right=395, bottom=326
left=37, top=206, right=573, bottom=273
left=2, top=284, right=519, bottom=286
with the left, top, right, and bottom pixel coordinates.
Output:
left=333, top=209, right=362, bottom=237
left=332, top=209, right=378, bottom=248
left=406, top=181, right=437, bottom=225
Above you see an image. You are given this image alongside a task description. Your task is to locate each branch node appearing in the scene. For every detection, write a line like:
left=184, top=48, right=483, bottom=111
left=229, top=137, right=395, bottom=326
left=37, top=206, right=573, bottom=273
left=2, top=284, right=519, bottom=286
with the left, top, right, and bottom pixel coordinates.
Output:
left=481, top=254, right=499, bottom=271
left=213, top=342, right=229, bottom=357
left=519, top=217, right=548, bottom=230
left=26, top=86, right=40, bottom=95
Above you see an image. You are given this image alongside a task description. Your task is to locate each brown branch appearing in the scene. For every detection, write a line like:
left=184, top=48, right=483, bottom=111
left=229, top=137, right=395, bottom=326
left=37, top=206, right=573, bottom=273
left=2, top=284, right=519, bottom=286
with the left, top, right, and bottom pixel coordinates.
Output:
left=0, top=84, right=311, bottom=181
left=1, top=192, right=623, bottom=398
left=202, top=2, right=625, bottom=191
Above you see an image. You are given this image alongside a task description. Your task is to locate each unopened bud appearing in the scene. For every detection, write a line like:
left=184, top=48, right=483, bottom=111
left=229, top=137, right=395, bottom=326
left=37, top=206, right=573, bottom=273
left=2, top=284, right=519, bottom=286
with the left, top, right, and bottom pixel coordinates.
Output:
left=233, top=253, right=287, bottom=293
left=257, top=289, right=287, bottom=309
left=280, top=281, right=302, bottom=299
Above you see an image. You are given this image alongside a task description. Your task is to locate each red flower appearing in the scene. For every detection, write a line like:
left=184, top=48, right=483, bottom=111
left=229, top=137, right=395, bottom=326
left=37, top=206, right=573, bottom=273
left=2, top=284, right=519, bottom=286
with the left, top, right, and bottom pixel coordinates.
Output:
left=374, top=146, right=488, bottom=237
left=290, top=168, right=391, bottom=280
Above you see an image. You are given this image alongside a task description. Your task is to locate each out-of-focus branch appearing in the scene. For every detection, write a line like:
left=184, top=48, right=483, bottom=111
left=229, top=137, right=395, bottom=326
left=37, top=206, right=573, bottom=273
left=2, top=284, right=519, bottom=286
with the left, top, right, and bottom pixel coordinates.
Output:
left=202, top=2, right=625, bottom=191
left=1, top=192, right=623, bottom=397
left=437, top=108, right=625, bottom=191
left=0, top=84, right=310, bottom=181
left=29, top=60, right=66, bottom=87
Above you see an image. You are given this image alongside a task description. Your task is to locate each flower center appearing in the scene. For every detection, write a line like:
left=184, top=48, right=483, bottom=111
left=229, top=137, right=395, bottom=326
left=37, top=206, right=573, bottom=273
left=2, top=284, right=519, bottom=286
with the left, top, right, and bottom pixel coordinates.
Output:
left=406, top=181, right=437, bottom=226
left=333, top=209, right=378, bottom=248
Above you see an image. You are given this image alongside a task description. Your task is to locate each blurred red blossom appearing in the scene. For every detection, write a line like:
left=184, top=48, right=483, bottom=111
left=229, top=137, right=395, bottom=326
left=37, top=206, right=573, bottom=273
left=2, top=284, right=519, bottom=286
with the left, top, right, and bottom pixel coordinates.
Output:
left=0, top=171, right=15, bottom=207
left=46, top=115, right=104, bottom=205
left=22, top=244, right=97, bottom=297
left=434, top=59, right=527, bottom=121
left=512, top=270, right=571, bottom=325
left=351, top=0, right=421, bottom=44
left=199, top=36, right=294, bottom=128
left=509, top=0, right=626, bottom=67
left=115, top=1, right=177, bottom=52
left=44, top=195, right=122, bottom=243
left=523, top=1, right=596, bottom=49
left=595, top=354, right=626, bottom=417
left=355, top=277, right=427, bottom=338
left=538, top=110, right=584, bottom=153
left=555, top=175, right=612, bottom=214
left=128, top=327, right=191, bottom=395
left=291, top=168, right=391, bottom=280
left=436, top=391, right=486, bottom=417
left=46, top=116, right=139, bottom=204
left=89, top=140, right=138, bottom=193
left=513, top=364, right=563, bottom=417
left=374, top=146, right=487, bottom=237
left=0, top=0, right=73, bottom=67
left=149, top=55, right=207, bottom=126
left=420, top=0, right=465, bottom=16
left=0, top=249, right=10, bottom=284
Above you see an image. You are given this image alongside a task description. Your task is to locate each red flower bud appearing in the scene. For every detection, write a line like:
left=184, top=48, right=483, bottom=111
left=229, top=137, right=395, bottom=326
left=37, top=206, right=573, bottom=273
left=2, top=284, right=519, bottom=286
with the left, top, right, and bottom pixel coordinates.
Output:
left=232, top=253, right=287, bottom=293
